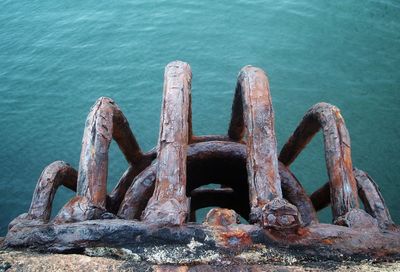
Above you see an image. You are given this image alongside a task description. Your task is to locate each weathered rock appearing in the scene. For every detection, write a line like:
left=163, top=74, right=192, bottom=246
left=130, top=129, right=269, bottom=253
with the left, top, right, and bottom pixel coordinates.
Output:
left=1, top=248, right=400, bottom=272
left=4, top=219, right=400, bottom=262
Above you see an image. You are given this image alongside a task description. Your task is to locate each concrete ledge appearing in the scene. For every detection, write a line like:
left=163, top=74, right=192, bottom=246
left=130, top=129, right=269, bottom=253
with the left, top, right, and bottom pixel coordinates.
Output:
left=3, top=219, right=400, bottom=262
left=1, top=248, right=400, bottom=272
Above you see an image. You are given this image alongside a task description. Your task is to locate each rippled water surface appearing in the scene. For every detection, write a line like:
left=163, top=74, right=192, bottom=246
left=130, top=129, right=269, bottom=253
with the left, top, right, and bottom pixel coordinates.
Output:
left=0, top=0, right=399, bottom=234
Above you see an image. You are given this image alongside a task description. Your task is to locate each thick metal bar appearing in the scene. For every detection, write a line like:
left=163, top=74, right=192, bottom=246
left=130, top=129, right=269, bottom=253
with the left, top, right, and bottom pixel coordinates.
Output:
left=107, top=166, right=136, bottom=213
left=353, top=168, right=394, bottom=228
left=279, top=102, right=359, bottom=221
left=119, top=141, right=310, bottom=226
left=191, top=135, right=232, bottom=143
left=186, top=141, right=248, bottom=193
left=228, top=66, right=282, bottom=207
left=27, top=161, right=77, bottom=221
left=279, top=162, right=318, bottom=226
left=228, top=66, right=298, bottom=227
left=108, top=153, right=156, bottom=213
left=77, top=97, right=143, bottom=209
left=119, top=141, right=247, bottom=222
left=191, top=187, right=234, bottom=195
left=117, top=163, right=158, bottom=220
left=310, top=182, right=331, bottom=212
left=142, top=61, right=192, bottom=225
left=312, top=169, right=394, bottom=229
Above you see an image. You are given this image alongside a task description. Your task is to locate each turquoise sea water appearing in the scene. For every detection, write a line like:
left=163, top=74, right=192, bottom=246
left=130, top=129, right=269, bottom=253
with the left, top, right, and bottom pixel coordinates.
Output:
left=0, top=0, right=399, bottom=235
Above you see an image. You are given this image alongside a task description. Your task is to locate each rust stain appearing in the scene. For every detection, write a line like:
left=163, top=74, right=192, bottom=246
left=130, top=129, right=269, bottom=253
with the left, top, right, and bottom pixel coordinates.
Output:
left=322, top=238, right=334, bottom=245
left=296, top=227, right=310, bottom=237
left=218, top=229, right=252, bottom=248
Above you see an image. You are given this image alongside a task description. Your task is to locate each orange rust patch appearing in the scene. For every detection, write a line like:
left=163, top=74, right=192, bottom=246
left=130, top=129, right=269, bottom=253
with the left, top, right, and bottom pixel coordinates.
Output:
left=322, top=238, right=334, bottom=245
left=296, top=227, right=310, bottom=237
left=204, top=208, right=239, bottom=227
left=217, top=229, right=252, bottom=248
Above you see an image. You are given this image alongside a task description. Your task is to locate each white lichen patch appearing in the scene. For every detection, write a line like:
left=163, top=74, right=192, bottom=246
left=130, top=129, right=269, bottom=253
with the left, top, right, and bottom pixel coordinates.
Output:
left=236, top=250, right=263, bottom=262
left=142, top=245, right=221, bottom=264
left=1, top=249, right=400, bottom=271
left=84, top=247, right=141, bottom=262
left=235, top=244, right=298, bottom=265
left=187, top=238, right=203, bottom=251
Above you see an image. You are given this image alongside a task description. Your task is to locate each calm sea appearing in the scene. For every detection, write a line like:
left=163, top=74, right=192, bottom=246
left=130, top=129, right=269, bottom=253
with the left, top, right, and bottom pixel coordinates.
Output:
left=0, top=0, right=399, bottom=235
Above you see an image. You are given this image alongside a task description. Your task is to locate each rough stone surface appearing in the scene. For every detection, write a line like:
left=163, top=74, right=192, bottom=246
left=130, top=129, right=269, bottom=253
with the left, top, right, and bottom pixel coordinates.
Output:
left=4, top=219, right=400, bottom=260
left=0, top=248, right=400, bottom=272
